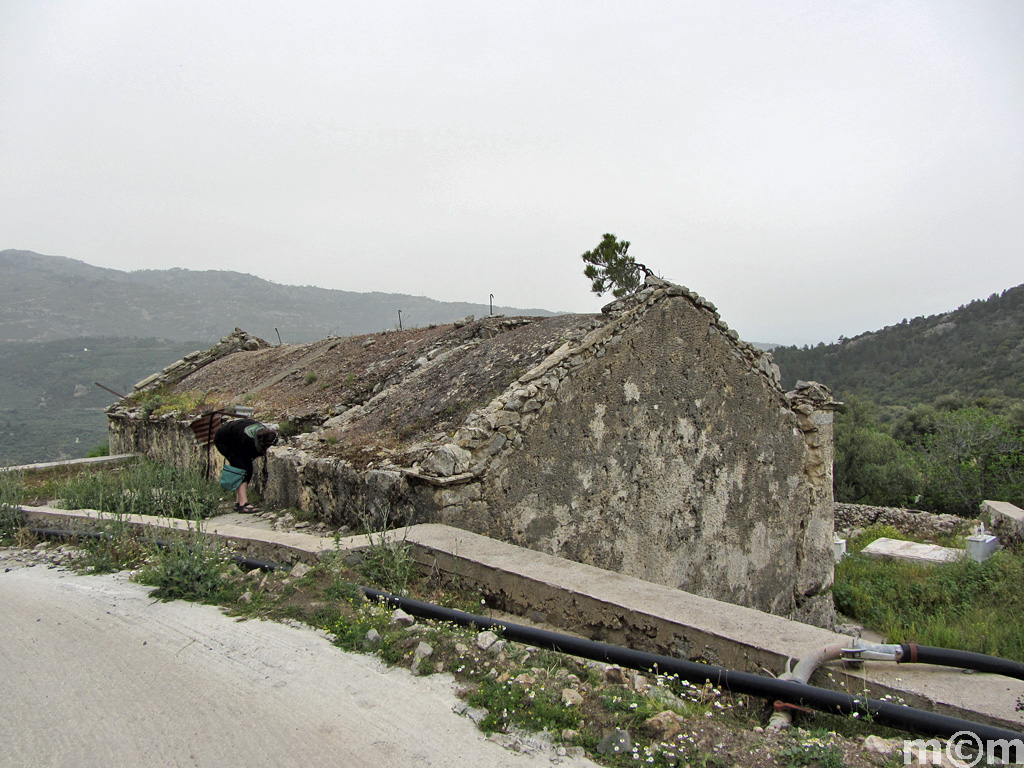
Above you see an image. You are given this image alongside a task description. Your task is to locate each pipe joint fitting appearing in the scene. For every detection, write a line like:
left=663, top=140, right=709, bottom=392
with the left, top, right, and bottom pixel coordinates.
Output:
left=842, top=639, right=903, bottom=662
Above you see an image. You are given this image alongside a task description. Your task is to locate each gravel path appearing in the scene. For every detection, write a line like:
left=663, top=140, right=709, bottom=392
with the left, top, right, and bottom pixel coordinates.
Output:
left=0, top=550, right=595, bottom=768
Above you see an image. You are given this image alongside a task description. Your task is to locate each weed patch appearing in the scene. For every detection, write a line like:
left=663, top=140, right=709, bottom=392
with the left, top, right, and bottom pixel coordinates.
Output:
left=353, top=502, right=415, bottom=595
left=72, top=515, right=151, bottom=574
left=357, top=534, right=415, bottom=594
left=53, top=459, right=222, bottom=519
left=468, top=674, right=581, bottom=734
left=131, top=386, right=216, bottom=419
left=137, top=530, right=234, bottom=602
left=777, top=731, right=847, bottom=767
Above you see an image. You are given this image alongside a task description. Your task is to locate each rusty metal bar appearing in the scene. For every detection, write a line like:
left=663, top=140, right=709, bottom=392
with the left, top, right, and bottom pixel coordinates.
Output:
left=94, top=382, right=126, bottom=399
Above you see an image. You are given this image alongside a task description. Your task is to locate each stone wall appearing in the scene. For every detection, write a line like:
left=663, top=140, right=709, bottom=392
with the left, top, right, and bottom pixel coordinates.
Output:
left=834, top=503, right=967, bottom=540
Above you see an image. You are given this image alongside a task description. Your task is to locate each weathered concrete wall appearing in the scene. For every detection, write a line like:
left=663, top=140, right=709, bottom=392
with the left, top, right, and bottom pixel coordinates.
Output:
left=434, top=291, right=835, bottom=625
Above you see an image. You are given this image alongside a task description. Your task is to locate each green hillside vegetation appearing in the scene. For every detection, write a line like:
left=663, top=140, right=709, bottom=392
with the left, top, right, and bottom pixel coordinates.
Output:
left=832, top=396, right=1023, bottom=516
left=0, top=337, right=201, bottom=466
left=773, top=286, right=1024, bottom=516
left=771, top=285, right=1024, bottom=404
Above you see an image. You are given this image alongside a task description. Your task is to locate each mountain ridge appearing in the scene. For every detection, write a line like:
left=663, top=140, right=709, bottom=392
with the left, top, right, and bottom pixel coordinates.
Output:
left=0, top=249, right=555, bottom=344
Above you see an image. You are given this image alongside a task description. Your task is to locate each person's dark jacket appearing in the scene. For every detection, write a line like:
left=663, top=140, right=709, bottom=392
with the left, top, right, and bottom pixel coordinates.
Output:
left=213, top=419, right=271, bottom=483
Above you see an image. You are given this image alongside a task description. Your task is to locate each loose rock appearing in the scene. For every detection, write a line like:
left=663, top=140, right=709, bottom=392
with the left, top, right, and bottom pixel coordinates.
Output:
left=596, top=729, right=632, bottom=756
left=391, top=609, right=415, bottom=627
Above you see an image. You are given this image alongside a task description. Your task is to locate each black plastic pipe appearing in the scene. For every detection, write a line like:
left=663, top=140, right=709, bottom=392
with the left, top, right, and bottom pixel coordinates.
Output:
left=29, top=527, right=108, bottom=541
left=901, top=643, right=1024, bottom=681
left=364, top=587, right=1024, bottom=743
left=233, top=554, right=288, bottom=572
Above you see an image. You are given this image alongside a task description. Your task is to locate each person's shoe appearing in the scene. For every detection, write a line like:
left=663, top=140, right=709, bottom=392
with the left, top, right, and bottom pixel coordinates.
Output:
left=234, top=503, right=259, bottom=513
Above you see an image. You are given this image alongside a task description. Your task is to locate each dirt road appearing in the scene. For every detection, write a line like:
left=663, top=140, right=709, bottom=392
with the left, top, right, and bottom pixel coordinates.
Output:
left=0, top=553, right=594, bottom=768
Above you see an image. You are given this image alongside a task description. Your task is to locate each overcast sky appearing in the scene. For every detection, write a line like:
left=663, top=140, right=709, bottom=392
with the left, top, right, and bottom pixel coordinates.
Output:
left=1, top=2, right=1021, bottom=345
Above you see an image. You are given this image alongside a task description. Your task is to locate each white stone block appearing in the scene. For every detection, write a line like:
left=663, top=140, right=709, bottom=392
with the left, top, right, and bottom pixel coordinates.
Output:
left=966, top=534, right=999, bottom=563
left=981, top=500, right=1024, bottom=538
left=861, top=538, right=964, bottom=565
left=833, top=536, right=847, bottom=562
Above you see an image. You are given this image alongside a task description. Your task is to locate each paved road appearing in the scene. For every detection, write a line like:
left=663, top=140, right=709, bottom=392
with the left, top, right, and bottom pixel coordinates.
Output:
left=0, top=554, right=594, bottom=768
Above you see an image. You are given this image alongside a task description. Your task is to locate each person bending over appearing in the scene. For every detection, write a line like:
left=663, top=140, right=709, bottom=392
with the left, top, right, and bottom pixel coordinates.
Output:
left=213, top=418, right=278, bottom=513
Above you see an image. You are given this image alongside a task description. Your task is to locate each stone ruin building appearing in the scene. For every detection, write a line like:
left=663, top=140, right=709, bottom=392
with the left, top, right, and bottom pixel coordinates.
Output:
left=108, top=277, right=838, bottom=626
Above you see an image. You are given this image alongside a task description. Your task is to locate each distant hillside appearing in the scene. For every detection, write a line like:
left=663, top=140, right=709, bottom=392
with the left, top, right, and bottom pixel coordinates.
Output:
left=0, top=249, right=554, bottom=344
left=0, top=248, right=560, bottom=466
left=771, top=285, right=1024, bottom=405
left=0, top=337, right=202, bottom=465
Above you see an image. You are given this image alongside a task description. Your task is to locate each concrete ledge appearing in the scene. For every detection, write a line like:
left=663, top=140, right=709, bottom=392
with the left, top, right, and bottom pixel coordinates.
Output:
left=406, top=524, right=837, bottom=671
left=2, top=454, right=141, bottom=474
left=17, top=505, right=378, bottom=567
left=16, top=507, right=1024, bottom=731
left=405, top=524, right=1024, bottom=731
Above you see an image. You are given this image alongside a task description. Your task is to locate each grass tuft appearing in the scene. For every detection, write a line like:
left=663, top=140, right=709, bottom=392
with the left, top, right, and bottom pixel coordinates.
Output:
left=0, top=471, right=25, bottom=543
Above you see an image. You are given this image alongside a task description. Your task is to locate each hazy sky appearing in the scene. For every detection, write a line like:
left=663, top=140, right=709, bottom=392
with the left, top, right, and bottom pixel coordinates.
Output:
left=2, top=2, right=1021, bottom=345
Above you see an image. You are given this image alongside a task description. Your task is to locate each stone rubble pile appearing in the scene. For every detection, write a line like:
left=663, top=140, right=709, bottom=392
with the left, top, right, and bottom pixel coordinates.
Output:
left=130, top=328, right=269, bottom=395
